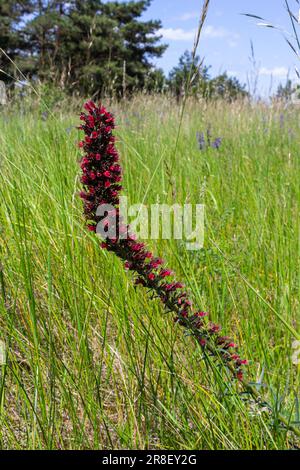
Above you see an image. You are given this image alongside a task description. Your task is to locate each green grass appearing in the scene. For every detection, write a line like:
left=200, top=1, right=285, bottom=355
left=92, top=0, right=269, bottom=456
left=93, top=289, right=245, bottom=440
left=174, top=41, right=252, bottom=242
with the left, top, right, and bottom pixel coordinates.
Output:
left=0, top=95, right=299, bottom=449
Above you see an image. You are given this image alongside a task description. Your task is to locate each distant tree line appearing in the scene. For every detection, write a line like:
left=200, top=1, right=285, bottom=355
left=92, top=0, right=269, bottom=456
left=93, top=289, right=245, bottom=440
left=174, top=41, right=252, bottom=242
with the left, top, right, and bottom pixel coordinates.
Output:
left=274, top=78, right=300, bottom=102
left=168, top=50, right=248, bottom=101
left=0, top=0, right=248, bottom=100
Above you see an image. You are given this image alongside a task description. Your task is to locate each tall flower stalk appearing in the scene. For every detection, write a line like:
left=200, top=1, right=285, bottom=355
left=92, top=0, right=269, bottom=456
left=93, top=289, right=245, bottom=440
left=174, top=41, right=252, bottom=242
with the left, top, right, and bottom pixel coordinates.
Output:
left=78, top=101, right=300, bottom=438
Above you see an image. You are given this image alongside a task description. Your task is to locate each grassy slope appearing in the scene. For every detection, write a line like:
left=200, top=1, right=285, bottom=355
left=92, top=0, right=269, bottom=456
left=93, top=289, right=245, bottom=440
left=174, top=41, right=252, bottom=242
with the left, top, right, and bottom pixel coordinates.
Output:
left=0, top=96, right=299, bottom=449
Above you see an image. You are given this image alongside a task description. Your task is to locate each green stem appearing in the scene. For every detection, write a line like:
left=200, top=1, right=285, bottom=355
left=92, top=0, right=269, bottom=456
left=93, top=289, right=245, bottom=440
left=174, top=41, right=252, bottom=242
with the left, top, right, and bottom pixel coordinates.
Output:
left=205, top=342, right=300, bottom=438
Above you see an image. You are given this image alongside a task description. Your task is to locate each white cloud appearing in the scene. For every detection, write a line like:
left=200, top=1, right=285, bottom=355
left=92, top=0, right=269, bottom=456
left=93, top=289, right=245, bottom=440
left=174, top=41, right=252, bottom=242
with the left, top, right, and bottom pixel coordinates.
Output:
left=158, top=27, right=196, bottom=41
left=203, top=25, right=239, bottom=40
left=179, top=12, right=199, bottom=21
left=227, top=70, right=239, bottom=76
left=159, top=25, right=240, bottom=44
left=259, top=66, right=289, bottom=77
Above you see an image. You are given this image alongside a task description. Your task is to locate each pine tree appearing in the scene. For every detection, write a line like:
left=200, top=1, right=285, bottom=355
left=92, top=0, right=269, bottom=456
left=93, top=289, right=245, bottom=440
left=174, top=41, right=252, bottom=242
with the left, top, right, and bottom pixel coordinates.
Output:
left=168, top=51, right=248, bottom=101
left=168, top=51, right=210, bottom=99
left=276, top=79, right=293, bottom=101
left=21, top=1, right=73, bottom=82
left=0, top=1, right=33, bottom=84
left=21, top=0, right=167, bottom=96
left=102, top=1, right=167, bottom=93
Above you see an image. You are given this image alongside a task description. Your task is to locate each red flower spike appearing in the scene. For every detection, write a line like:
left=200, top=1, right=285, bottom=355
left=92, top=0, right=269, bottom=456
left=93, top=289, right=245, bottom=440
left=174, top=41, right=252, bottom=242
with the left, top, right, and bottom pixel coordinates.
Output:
left=160, top=269, right=173, bottom=278
left=77, top=101, right=247, bottom=383
left=237, top=371, right=243, bottom=381
left=197, top=311, right=208, bottom=318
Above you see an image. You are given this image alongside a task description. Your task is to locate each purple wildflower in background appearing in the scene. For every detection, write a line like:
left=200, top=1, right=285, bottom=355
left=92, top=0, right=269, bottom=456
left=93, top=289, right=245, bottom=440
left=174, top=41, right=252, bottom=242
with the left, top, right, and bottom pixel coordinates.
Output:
left=196, top=131, right=206, bottom=150
left=211, top=137, right=222, bottom=149
left=197, top=129, right=223, bottom=151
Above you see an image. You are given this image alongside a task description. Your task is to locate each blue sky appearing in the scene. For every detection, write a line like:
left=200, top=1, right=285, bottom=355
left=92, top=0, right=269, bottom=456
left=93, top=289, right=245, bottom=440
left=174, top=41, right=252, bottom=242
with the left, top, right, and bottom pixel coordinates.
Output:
left=141, top=0, right=300, bottom=95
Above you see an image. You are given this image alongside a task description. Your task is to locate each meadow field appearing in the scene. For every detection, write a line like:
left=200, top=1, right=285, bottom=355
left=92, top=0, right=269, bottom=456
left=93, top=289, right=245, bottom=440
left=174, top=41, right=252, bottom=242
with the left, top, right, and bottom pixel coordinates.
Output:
left=0, top=95, right=299, bottom=449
